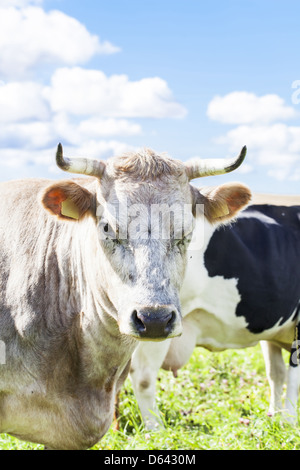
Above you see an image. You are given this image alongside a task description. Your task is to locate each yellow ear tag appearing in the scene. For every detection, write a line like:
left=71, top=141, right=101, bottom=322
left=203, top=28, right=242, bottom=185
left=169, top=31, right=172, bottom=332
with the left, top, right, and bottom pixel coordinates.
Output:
left=61, top=198, right=80, bottom=220
left=212, top=201, right=230, bottom=218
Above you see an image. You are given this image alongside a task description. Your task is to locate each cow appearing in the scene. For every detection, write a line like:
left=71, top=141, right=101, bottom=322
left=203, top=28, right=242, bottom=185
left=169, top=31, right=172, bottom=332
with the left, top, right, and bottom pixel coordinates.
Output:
left=129, top=194, right=300, bottom=430
left=0, top=143, right=250, bottom=449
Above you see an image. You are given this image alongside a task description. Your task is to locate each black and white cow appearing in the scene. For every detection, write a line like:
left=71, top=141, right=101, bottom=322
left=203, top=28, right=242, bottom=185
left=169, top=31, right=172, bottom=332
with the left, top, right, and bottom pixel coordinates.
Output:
left=130, top=195, right=300, bottom=429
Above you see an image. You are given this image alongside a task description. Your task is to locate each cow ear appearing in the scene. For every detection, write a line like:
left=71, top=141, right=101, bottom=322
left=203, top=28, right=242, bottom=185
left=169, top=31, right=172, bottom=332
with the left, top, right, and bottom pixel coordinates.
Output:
left=193, top=182, right=252, bottom=224
left=40, top=181, right=93, bottom=221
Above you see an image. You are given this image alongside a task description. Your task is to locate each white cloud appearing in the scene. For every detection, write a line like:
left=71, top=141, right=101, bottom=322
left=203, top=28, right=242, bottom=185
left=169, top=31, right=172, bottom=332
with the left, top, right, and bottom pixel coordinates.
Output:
left=63, top=140, right=136, bottom=162
left=0, top=81, right=50, bottom=123
left=0, top=6, right=119, bottom=78
left=45, top=67, right=187, bottom=119
left=0, top=121, right=54, bottom=149
left=216, top=123, right=300, bottom=181
left=0, top=66, right=185, bottom=169
left=52, top=113, right=142, bottom=146
left=0, top=2, right=186, bottom=178
left=207, top=91, right=298, bottom=125
left=0, top=146, right=52, bottom=170
left=207, top=91, right=300, bottom=181
left=77, top=117, right=142, bottom=138
left=219, top=123, right=300, bottom=154
left=0, top=113, right=142, bottom=151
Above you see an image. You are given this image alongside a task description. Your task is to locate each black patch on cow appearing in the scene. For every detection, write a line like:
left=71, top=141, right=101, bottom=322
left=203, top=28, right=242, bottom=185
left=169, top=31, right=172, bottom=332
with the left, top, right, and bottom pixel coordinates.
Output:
left=204, top=204, right=300, bottom=334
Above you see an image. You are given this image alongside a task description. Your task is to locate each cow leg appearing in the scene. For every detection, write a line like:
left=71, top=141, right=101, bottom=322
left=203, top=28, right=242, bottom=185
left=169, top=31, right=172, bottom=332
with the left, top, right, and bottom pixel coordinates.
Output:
left=260, top=341, right=286, bottom=416
left=285, top=365, right=300, bottom=423
left=130, top=339, right=171, bottom=430
left=285, top=329, right=300, bottom=423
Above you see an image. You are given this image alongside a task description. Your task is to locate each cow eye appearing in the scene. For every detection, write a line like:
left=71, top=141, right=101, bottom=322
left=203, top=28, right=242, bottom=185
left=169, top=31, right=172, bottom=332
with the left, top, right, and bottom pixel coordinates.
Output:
left=174, top=232, right=192, bottom=248
left=175, top=235, right=187, bottom=247
left=99, top=221, right=124, bottom=247
left=100, top=221, right=116, bottom=238
left=100, top=221, right=113, bottom=236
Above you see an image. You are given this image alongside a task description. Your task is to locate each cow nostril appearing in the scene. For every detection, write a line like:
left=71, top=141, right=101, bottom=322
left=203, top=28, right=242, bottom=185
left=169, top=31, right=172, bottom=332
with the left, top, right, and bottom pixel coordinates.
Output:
left=166, top=311, right=176, bottom=331
left=132, top=310, right=146, bottom=333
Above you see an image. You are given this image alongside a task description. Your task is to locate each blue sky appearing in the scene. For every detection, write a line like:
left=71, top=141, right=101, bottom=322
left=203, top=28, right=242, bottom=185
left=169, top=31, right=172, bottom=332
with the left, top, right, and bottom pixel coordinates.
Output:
left=0, top=0, right=299, bottom=194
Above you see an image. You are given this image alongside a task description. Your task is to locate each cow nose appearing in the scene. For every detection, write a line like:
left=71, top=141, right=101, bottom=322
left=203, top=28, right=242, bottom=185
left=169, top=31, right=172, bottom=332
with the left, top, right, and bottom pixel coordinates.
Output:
left=131, top=305, right=180, bottom=340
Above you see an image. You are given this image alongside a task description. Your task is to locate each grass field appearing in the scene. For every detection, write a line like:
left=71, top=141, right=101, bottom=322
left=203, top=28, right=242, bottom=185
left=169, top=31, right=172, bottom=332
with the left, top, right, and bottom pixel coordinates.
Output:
left=1, top=344, right=300, bottom=450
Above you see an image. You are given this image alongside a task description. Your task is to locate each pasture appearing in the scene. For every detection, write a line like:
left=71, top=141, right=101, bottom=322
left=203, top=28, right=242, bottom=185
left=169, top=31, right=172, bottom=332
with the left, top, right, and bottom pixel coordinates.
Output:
left=1, top=345, right=300, bottom=450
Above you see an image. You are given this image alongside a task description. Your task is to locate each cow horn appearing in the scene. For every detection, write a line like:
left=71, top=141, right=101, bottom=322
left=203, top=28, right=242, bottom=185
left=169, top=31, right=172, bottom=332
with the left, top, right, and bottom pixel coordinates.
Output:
left=56, top=143, right=106, bottom=178
left=185, top=145, right=247, bottom=180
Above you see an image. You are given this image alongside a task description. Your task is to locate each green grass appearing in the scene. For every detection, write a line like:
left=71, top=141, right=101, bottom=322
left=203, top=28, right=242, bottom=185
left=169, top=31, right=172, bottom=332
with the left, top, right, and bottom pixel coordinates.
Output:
left=1, top=345, right=300, bottom=450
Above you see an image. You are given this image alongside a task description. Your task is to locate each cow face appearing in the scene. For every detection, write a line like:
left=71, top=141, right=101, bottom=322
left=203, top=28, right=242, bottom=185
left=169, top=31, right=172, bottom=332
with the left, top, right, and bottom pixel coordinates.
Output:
left=41, top=145, right=251, bottom=341
left=93, top=154, right=195, bottom=340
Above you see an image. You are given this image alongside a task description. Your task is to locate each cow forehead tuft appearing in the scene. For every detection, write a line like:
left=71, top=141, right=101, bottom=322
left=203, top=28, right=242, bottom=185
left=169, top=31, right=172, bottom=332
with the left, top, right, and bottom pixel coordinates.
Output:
left=107, top=148, right=187, bottom=182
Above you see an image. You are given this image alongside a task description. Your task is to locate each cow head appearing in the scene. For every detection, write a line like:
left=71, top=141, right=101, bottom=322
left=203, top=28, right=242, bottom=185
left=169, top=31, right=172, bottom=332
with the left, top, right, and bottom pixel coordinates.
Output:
left=41, top=144, right=251, bottom=341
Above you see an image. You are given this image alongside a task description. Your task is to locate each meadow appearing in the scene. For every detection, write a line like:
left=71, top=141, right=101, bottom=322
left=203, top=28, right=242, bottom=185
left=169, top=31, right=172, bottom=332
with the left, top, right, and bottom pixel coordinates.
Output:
left=1, top=344, right=300, bottom=450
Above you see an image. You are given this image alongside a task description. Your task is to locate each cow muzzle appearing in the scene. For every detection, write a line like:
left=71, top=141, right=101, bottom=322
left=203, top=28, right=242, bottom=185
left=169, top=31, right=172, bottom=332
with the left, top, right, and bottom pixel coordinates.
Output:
left=127, top=305, right=182, bottom=341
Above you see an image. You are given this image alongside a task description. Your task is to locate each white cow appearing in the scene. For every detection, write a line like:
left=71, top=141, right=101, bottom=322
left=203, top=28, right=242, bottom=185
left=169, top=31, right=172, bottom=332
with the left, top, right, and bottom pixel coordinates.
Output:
left=0, top=144, right=249, bottom=449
